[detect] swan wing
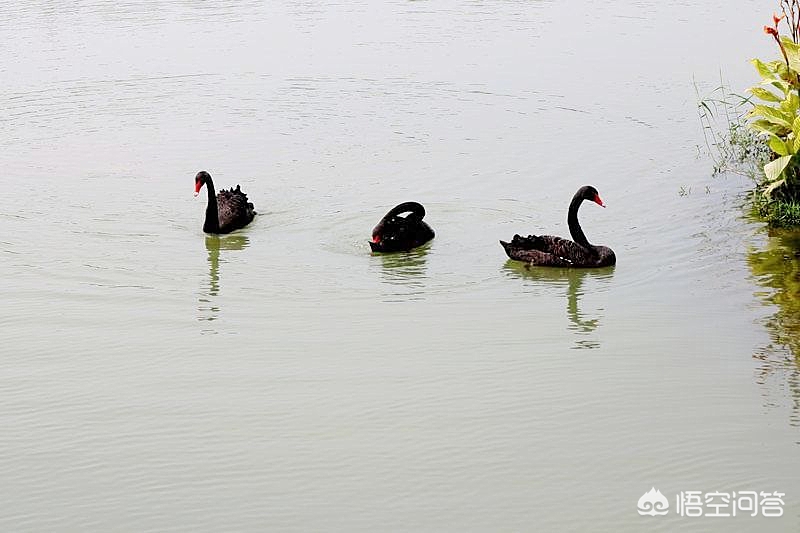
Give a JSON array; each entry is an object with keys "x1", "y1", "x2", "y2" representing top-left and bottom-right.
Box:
[
  {"x1": 512, "y1": 248, "x2": 574, "y2": 266},
  {"x1": 216, "y1": 185, "x2": 256, "y2": 232}
]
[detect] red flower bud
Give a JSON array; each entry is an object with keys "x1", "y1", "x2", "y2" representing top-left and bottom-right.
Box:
[
  {"x1": 774, "y1": 13, "x2": 786, "y2": 27},
  {"x1": 765, "y1": 25, "x2": 779, "y2": 36}
]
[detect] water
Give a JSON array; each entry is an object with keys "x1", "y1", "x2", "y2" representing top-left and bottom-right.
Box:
[{"x1": 1, "y1": 1, "x2": 798, "y2": 531}]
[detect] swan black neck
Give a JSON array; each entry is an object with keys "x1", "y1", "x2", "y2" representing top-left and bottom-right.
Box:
[
  {"x1": 382, "y1": 201, "x2": 425, "y2": 222},
  {"x1": 202, "y1": 175, "x2": 220, "y2": 233},
  {"x1": 567, "y1": 191, "x2": 591, "y2": 248}
]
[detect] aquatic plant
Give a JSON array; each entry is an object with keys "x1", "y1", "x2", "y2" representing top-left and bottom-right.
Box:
[
  {"x1": 696, "y1": 80, "x2": 769, "y2": 179},
  {"x1": 744, "y1": 2, "x2": 800, "y2": 225}
]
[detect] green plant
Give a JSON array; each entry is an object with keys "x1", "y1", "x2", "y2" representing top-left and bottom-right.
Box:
[
  {"x1": 747, "y1": 11, "x2": 800, "y2": 198},
  {"x1": 697, "y1": 2, "x2": 800, "y2": 226},
  {"x1": 697, "y1": 81, "x2": 769, "y2": 177}
]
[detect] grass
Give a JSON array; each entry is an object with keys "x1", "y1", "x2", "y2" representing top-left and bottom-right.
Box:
[
  {"x1": 697, "y1": 82, "x2": 770, "y2": 177},
  {"x1": 754, "y1": 194, "x2": 800, "y2": 227}
]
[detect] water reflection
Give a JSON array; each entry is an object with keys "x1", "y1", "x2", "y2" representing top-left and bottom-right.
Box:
[
  {"x1": 374, "y1": 245, "x2": 430, "y2": 301},
  {"x1": 503, "y1": 261, "x2": 615, "y2": 349},
  {"x1": 747, "y1": 228, "x2": 800, "y2": 428},
  {"x1": 198, "y1": 234, "x2": 249, "y2": 330}
]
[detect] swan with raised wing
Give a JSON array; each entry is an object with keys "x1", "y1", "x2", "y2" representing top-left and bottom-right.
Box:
[{"x1": 193, "y1": 171, "x2": 256, "y2": 234}]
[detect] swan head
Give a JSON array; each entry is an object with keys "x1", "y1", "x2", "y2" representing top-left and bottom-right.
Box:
[
  {"x1": 369, "y1": 216, "x2": 409, "y2": 252},
  {"x1": 579, "y1": 185, "x2": 605, "y2": 208},
  {"x1": 370, "y1": 222, "x2": 390, "y2": 252},
  {"x1": 194, "y1": 171, "x2": 211, "y2": 196}
]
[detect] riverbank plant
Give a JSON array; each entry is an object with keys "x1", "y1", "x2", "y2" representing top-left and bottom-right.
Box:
[
  {"x1": 697, "y1": 81, "x2": 769, "y2": 179},
  {"x1": 745, "y1": 2, "x2": 800, "y2": 226}
]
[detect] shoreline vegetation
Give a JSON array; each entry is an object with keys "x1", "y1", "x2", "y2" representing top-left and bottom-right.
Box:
[
  {"x1": 701, "y1": 1, "x2": 800, "y2": 227},
  {"x1": 699, "y1": 2, "x2": 800, "y2": 373}
]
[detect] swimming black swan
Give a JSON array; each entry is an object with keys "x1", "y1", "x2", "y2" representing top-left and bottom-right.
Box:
[
  {"x1": 193, "y1": 171, "x2": 256, "y2": 234},
  {"x1": 370, "y1": 202, "x2": 435, "y2": 253},
  {"x1": 500, "y1": 185, "x2": 615, "y2": 267}
]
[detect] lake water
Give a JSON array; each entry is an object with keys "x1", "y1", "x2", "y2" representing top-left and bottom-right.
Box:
[{"x1": 1, "y1": 1, "x2": 799, "y2": 531}]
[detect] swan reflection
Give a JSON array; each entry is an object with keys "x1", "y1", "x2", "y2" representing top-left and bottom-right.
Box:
[
  {"x1": 198, "y1": 234, "x2": 249, "y2": 329},
  {"x1": 374, "y1": 245, "x2": 430, "y2": 301},
  {"x1": 503, "y1": 261, "x2": 614, "y2": 349}
]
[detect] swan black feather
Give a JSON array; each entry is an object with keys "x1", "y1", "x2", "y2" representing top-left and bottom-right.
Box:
[
  {"x1": 500, "y1": 185, "x2": 615, "y2": 267},
  {"x1": 370, "y1": 201, "x2": 434, "y2": 253},
  {"x1": 194, "y1": 171, "x2": 256, "y2": 234}
]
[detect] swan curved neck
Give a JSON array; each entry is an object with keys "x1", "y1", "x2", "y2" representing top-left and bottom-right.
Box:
[
  {"x1": 567, "y1": 193, "x2": 590, "y2": 247},
  {"x1": 385, "y1": 202, "x2": 425, "y2": 221},
  {"x1": 203, "y1": 178, "x2": 220, "y2": 233}
]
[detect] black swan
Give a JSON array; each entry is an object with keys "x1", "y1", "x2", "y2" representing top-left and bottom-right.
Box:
[
  {"x1": 370, "y1": 202, "x2": 435, "y2": 253},
  {"x1": 500, "y1": 185, "x2": 615, "y2": 267},
  {"x1": 193, "y1": 171, "x2": 256, "y2": 234}
]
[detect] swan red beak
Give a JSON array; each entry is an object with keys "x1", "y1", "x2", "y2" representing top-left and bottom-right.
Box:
[
  {"x1": 372, "y1": 235, "x2": 381, "y2": 243},
  {"x1": 594, "y1": 194, "x2": 606, "y2": 208},
  {"x1": 194, "y1": 180, "x2": 203, "y2": 196}
]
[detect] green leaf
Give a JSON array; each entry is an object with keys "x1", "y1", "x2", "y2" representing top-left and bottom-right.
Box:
[
  {"x1": 751, "y1": 119, "x2": 789, "y2": 136},
  {"x1": 781, "y1": 36, "x2": 800, "y2": 73},
  {"x1": 750, "y1": 104, "x2": 794, "y2": 128},
  {"x1": 750, "y1": 119, "x2": 789, "y2": 137},
  {"x1": 782, "y1": 92, "x2": 800, "y2": 116},
  {"x1": 752, "y1": 58, "x2": 779, "y2": 79},
  {"x1": 770, "y1": 136, "x2": 790, "y2": 156},
  {"x1": 764, "y1": 155, "x2": 793, "y2": 182},
  {"x1": 749, "y1": 86, "x2": 783, "y2": 102},
  {"x1": 781, "y1": 35, "x2": 800, "y2": 53},
  {"x1": 765, "y1": 177, "x2": 788, "y2": 199},
  {"x1": 768, "y1": 78, "x2": 791, "y2": 95}
]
